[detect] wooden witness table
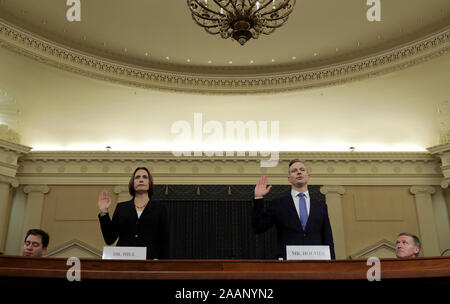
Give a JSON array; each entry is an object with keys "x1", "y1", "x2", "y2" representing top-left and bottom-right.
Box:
[
  {"x1": 0, "y1": 255, "x2": 450, "y2": 280},
  {"x1": 1, "y1": 256, "x2": 449, "y2": 301}
]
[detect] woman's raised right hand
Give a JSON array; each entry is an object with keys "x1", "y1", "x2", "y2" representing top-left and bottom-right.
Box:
[{"x1": 98, "y1": 190, "x2": 111, "y2": 213}]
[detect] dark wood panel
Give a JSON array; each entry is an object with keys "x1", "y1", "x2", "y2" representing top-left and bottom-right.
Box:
[{"x1": 1, "y1": 256, "x2": 449, "y2": 281}]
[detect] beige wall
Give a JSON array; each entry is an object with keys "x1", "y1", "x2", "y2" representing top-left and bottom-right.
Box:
[
  {"x1": 33, "y1": 183, "x2": 449, "y2": 258},
  {"x1": 3, "y1": 149, "x2": 449, "y2": 258},
  {"x1": 40, "y1": 185, "x2": 119, "y2": 255},
  {"x1": 341, "y1": 186, "x2": 420, "y2": 258}
]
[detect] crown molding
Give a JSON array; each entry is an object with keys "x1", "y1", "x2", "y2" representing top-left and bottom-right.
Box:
[
  {"x1": 18, "y1": 150, "x2": 437, "y2": 161},
  {"x1": 0, "y1": 19, "x2": 448, "y2": 94},
  {"x1": 23, "y1": 184, "x2": 50, "y2": 195},
  {"x1": 320, "y1": 185, "x2": 345, "y2": 195},
  {"x1": 428, "y1": 142, "x2": 450, "y2": 155},
  {"x1": 409, "y1": 186, "x2": 436, "y2": 195},
  {"x1": 16, "y1": 151, "x2": 443, "y2": 186},
  {"x1": 0, "y1": 139, "x2": 31, "y2": 154},
  {"x1": 427, "y1": 142, "x2": 450, "y2": 188},
  {"x1": 0, "y1": 140, "x2": 31, "y2": 182},
  {"x1": 0, "y1": 175, "x2": 18, "y2": 187}
]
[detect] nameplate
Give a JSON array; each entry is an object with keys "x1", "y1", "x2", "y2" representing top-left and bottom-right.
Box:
[
  {"x1": 286, "y1": 246, "x2": 331, "y2": 260},
  {"x1": 102, "y1": 246, "x2": 146, "y2": 260}
]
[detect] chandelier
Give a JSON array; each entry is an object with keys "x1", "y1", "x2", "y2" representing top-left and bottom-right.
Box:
[{"x1": 187, "y1": 0, "x2": 296, "y2": 45}]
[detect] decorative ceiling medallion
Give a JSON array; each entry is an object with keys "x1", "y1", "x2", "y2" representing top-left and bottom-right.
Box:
[
  {"x1": 0, "y1": 21, "x2": 449, "y2": 94},
  {"x1": 187, "y1": 0, "x2": 296, "y2": 45}
]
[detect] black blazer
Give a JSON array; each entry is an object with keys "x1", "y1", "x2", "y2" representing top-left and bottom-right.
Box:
[
  {"x1": 253, "y1": 194, "x2": 335, "y2": 259},
  {"x1": 99, "y1": 199, "x2": 170, "y2": 259}
]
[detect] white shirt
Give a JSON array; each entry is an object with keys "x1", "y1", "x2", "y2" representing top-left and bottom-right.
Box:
[
  {"x1": 291, "y1": 189, "x2": 310, "y2": 219},
  {"x1": 137, "y1": 210, "x2": 143, "y2": 218}
]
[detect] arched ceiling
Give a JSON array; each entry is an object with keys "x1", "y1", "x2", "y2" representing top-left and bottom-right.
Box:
[
  {"x1": 0, "y1": 0, "x2": 449, "y2": 92},
  {"x1": 0, "y1": 0, "x2": 449, "y2": 153}
]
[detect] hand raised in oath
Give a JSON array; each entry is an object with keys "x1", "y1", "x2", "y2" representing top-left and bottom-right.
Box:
[
  {"x1": 98, "y1": 189, "x2": 111, "y2": 214},
  {"x1": 254, "y1": 176, "x2": 272, "y2": 198}
]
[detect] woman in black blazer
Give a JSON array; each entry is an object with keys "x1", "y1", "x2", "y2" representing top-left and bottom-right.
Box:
[{"x1": 98, "y1": 167, "x2": 169, "y2": 259}]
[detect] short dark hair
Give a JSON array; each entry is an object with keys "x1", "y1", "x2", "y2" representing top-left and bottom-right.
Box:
[
  {"x1": 288, "y1": 159, "x2": 306, "y2": 174},
  {"x1": 128, "y1": 167, "x2": 154, "y2": 198},
  {"x1": 25, "y1": 229, "x2": 50, "y2": 249},
  {"x1": 398, "y1": 232, "x2": 421, "y2": 256}
]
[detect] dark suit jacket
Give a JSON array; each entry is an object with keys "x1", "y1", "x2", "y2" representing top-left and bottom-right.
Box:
[
  {"x1": 99, "y1": 199, "x2": 170, "y2": 259},
  {"x1": 253, "y1": 194, "x2": 335, "y2": 259}
]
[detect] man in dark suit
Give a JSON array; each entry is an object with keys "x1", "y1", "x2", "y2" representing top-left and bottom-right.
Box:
[
  {"x1": 22, "y1": 229, "x2": 50, "y2": 257},
  {"x1": 253, "y1": 159, "x2": 335, "y2": 259}
]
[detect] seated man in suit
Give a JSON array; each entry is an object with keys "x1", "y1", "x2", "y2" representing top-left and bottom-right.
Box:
[
  {"x1": 395, "y1": 232, "x2": 421, "y2": 258},
  {"x1": 253, "y1": 159, "x2": 335, "y2": 259},
  {"x1": 22, "y1": 229, "x2": 50, "y2": 257}
]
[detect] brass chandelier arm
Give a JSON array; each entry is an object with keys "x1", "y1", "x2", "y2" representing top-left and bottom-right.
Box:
[
  {"x1": 262, "y1": 11, "x2": 293, "y2": 22},
  {"x1": 261, "y1": 28, "x2": 276, "y2": 35},
  {"x1": 260, "y1": 13, "x2": 292, "y2": 22},
  {"x1": 189, "y1": 0, "x2": 223, "y2": 20},
  {"x1": 190, "y1": 9, "x2": 221, "y2": 22},
  {"x1": 191, "y1": 13, "x2": 221, "y2": 24},
  {"x1": 262, "y1": 21, "x2": 289, "y2": 29},
  {"x1": 228, "y1": 0, "x2": 240, "y2": 14},
  {"x1": 212, "y1": 0, "x2": 233, "y2": 16},
  {"x1": 250, "y1": 0, "x2": 273, "y2": 16},
  {"x1": 247, "y1": 0, "x2": 258, "y2": 12},
  {"x1": 259, "y1": 0, "x2": 295, "y2": 17},
  {"x1": 192, "y1": 15, "x2": 220, "y2": 28},
  {"x1": 246, "y1": 0, "x2": 265, "y2": 14},
  {"x1": 205, "y1": 28, "x2": 221, "y2": 35}
]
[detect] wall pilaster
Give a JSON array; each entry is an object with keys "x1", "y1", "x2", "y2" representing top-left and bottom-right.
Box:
[
  {"x1": 114, "y1": 185, "x2": 132, "y2": 203},
  {"x1": 22, "y1": 185, "x2": 50, "y2": 239},
  {"x1": 320, "y1": 185, "x2": 346, "y2": 259},
  {"x1": 0, "y1": 139, "x2": 31, "y2": 253},
  {"x1": 409, "y1": 186, "x2": 440, "y2": 256}
]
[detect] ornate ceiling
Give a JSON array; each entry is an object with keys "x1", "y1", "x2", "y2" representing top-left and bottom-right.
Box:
[
  {"x1": 0, "y1": 0, "x2": 449, "y2": 93},
  {"x1": 0, "y1": 1, "x2": 449, "y2": 153}
]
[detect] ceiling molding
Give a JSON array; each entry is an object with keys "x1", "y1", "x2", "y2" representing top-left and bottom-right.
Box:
[
  {"x1": 0, "y1": 139, "x2": 31, "y2": 154},
  {"x1": 1, "y1": 19, "x2": 449, "y2": 94},
  {"x1": 0, "y1": 139, "x2": 30, "y2": 183},
  {"x1": 427, "y1": 142, "x2": 450, "y2": 188},
  {"x1": 18, "y1": 150, "x2": 438, "y2": 162}
]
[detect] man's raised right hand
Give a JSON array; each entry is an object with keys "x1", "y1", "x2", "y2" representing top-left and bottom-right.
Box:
[{"x1": 254, "y1": 176, "x2": 272, "y2": 198}]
